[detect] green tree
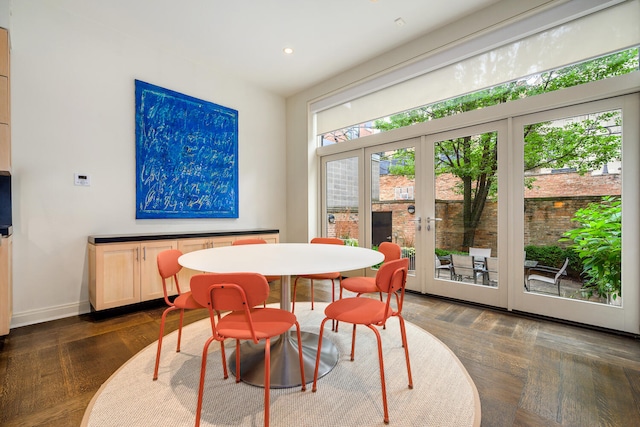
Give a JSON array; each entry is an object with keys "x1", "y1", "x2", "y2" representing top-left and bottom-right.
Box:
[{"x1": 375, "y1": 49, "x2": 636, "y2": 248}]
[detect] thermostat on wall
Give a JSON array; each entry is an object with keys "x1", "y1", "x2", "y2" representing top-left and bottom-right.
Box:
[{"x1": 74, "y1": 173, "x2": 91, "y2": 186}]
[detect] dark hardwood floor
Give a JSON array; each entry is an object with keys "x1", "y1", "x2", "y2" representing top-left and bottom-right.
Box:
[{"x1": 1, "y1": 280, "x2": 639, "y2": 426}]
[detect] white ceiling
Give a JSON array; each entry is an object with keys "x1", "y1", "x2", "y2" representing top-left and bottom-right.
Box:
[{"x1": 50, "y1": 0, "x2": 502, "y2": 97}]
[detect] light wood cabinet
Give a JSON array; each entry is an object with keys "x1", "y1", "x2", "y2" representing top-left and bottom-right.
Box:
[
  {"x1": 0, "y1": 27, "x2": 11, "y2": 336},
  {"x1": 0, "y1": 235, "x2": 12, "y2": 335},
  {"x1": 0, "y1": 27, "x2": 9, "y2": 172},
  {"x1": 177, "y1": 235, "x2": 234, "y2": 291},
  {"x1": 89, "y1": 240, "x2": 177, "y2": 310},
  {"x1": 88, "y1": 230, "x2": 279, "y2": 310},
  {"x1": 174, "y1": 234, "x2": 279, "y2": 290}
]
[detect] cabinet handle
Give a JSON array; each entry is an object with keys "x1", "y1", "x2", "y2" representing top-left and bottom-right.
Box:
[
  {"x1": 136, "y1": 247, "x2": 139, "y2": 261},
  {"x1": 143, "y1": 247, "x2": 146, "y2": 260}
]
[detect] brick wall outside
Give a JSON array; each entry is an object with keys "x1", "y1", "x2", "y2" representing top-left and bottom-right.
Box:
[{"x1": 327, "y1": 171, "x2": 620, "y2": 253}]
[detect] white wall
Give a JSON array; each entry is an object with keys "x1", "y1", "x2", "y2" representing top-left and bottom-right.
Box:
[
  {"x1": 284, "y1": 0, "x2": 556, "y2": 245},
  {"x1": 9, "y1": 2, "x2": 287, "y2": 327}
]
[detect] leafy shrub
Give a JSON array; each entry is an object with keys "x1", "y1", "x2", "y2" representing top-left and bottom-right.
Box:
[
  {"x1": 343, "y1": 238, "x2": 359, "y2": 247},
  {"x1": 561, "y1": 196, "x2": 621, "y2": 299},
  {"x1": 524, "y1": 245, "x2": 582, "y2": 279}
]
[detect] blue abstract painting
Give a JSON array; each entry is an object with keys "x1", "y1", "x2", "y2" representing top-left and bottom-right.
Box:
[{"x1": 135, "y1": 80, "x2": 239, "y2": 219}]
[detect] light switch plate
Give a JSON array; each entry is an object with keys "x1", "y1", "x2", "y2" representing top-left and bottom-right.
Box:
[{"x1": 74, "y1": 173, "x2": 91, "y2": 186}]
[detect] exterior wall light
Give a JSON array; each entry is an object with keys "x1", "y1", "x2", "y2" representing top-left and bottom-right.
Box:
[
  {"x1": 407, "y1": 205, "x2": 415, "y2": 214},
  {"x1": 328, "y1": 214, "x2": 335, "y2": 224}
]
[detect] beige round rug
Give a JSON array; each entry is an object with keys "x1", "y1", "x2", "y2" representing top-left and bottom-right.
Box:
[{"x1": 82, "y1": 302, "x2": 480, "y2": 426}]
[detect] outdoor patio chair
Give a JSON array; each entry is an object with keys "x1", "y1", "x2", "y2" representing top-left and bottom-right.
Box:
[
  {"x1": 484, "y1": 256, "x2": 498, "y2": 286},
  {"x1": 526, "y1": 257, "x2": 569, "y2": 296},
  {"x1": 469, "y1": 247, "x2": 491, "y2": 270},
  {"x1": 435, "y1": 254, "x2": 452, "y2": 279},
  {"x1": 450, "y1": 254, "x2": 478, "y2": 283}
]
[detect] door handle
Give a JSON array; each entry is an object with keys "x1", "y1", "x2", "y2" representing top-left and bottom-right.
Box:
[
  {"x1": 425, "y1": 217, "x2": 442, "y2": 231},
  {"x1": 409, "y1": 217, "x2": 421, "y2": 231}
]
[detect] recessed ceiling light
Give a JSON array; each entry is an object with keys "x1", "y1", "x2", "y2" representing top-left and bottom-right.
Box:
[{"x1": 283, "y1": 47, "x2": 294, "y2": 55}]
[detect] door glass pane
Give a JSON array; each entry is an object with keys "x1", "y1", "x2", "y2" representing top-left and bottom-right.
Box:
[
  {"x1": 326, "y1": 157, "x2": 359, "y2": 246},
  {"x1": 434, "y1": 131, "x2": 498, "y2": 286},
  {"x1": 523, "y1": 110, "x2": 622, "y2": 305},
  {"x1": 371, "y1": 147, "x2": 416, "y2": 273}
]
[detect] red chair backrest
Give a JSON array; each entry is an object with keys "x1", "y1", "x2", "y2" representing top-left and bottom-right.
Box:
[
  {"x1": 378, "y1": 242, "x2": 401, "y2": 263},
  {"x1": 310, "y1": 237, "x2": 344, "y2": 245},
  {"x1": 232, "y1": 238, "x2": 268, "y2": 245},
  {"x1": 190, "y1": 272, "x2": 270, "y2": 311},
  {"x1": 157, "y1": 249, "x2": 183, "y2": 280},
  {"x1": 375, "y1": 258, "x2": 409, "y2": 294}
]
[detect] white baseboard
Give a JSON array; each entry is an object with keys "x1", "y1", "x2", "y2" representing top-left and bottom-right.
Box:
[{"x1": 10, "y1": 301, "x2": 92, "y2": 329}]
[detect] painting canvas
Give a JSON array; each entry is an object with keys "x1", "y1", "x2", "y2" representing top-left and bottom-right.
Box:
[{"x1": 135, "y1": 80, "x2": 239, "y2": 219}]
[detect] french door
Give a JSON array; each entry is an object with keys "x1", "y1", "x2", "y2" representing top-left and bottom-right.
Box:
[
  {"x1": 510, "y1": 95, "x2": 639, "y2": 333},
  {"x1": 365, "y1": 138, "x2": 422, "y2": 291},
  {"x1": 323, "y1": 94, "x2": 639, "y2": 334},
  {"x1": 420, "y1": 121, "x2": 508, "y2": 307}
]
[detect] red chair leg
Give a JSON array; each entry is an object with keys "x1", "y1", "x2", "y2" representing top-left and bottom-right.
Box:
[
  {"x1": 176, "y1": 309, "x2": 184, "y2": 352},
  {"x1": 310, "y1": 279, "x2": 314, "y2": 310},
  {"x1": 312, "y1": 317, "x2": 331, "y2": 392},
  {"x1": 235, "y1": 339, "x2": 241, "y2": 383},
  {"x1": 367, "y1": 325, "x2": 389, "y2": 424},
  {"x1": 294, "y1": 321, "x2": 306, "y2": 390},
  {"x1": 350, "y1": 324, "x2": 357, "y2": 361},
  {"x1": 398, "y1": 316, "x2": 414, "y2": 389},
  {"x1": 264, "y1": 338, "x2": 271, "y2": 427},
  {"x1": 153, "y1": 305, "x2": 177, "y2": 380},
  {"x1": 195, "y1": 336, "x2": 215, "y2": 427},
  {"x1": 292, "y1": 277, "x2": 299, "y2": 313},
  {"x1": 219, "y1": 340, "x2": 228, "y2": 379}
]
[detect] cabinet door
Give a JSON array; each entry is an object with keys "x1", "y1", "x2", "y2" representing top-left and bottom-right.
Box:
[
  {"x1": 212, "y1": 236, "x2": 235, "y2": 247},
  {"x1": 140, "y1": 240, "x2": 178, "y2": 301},
  {"x1": 94, "y1": 243, "x2": 140, "y2": 310},
  {"x1": 177, "y1": 238, "x2": 211, "y2": 292}
]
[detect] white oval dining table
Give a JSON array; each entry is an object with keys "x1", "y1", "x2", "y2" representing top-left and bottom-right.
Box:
[{"x1": 178, "y1": 242, "x2": 384, "y2": 388}]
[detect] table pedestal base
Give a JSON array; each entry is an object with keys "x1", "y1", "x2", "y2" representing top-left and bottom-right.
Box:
[{"x1": 229, "y1": 331, "x2": 338, "y2": 388}]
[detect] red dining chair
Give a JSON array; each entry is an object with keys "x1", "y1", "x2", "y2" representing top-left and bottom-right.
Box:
[
  {"x1": 153, "y1": 249, "x2": 204, "y2": 381},
  {"x1": 292, "y1": 237, "x2": 344, "y2": 312},
  {"x1": 190, "y1": 272, "x2": 306, "y2": 427},
  {"x1": 339, "y1": 241, "x2": 402, "y2": 299},
  {"x1": 232, "y1": 238, "x2": 280, "y2": 308},
  {"x1": 232, "y1": 238, "x2": 281, "y2": 283},
  {"x1": 312, "y1": 258, "x2": 412, "y2": 424}
]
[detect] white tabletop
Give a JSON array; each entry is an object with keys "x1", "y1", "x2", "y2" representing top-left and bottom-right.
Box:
[{"x1": 178, "y1": 242, "x2": 384, "y2": 276}]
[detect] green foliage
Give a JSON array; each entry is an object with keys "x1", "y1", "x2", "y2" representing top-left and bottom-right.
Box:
[
  {"x1": 523, "y1": 111, "x2": 621, "y2": 174},
  {"x1": 372, "y1": 49, "x2": 635, "y2": 247},
  {"x1": 343, "y1": 238, "x2": 359, "y2": 247},
  {"x1": 524, "y1": 245, "x2": 582, "y2": 279},
  {"x1": 401, "y1": 247, "x2": 415, "y2": 257},
  {"x1": 434, "y1": 248, "x2": 467, "y2": 257},
  {"x1": 561, "y1": 196, "x2": 621, "y2": 300}
]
